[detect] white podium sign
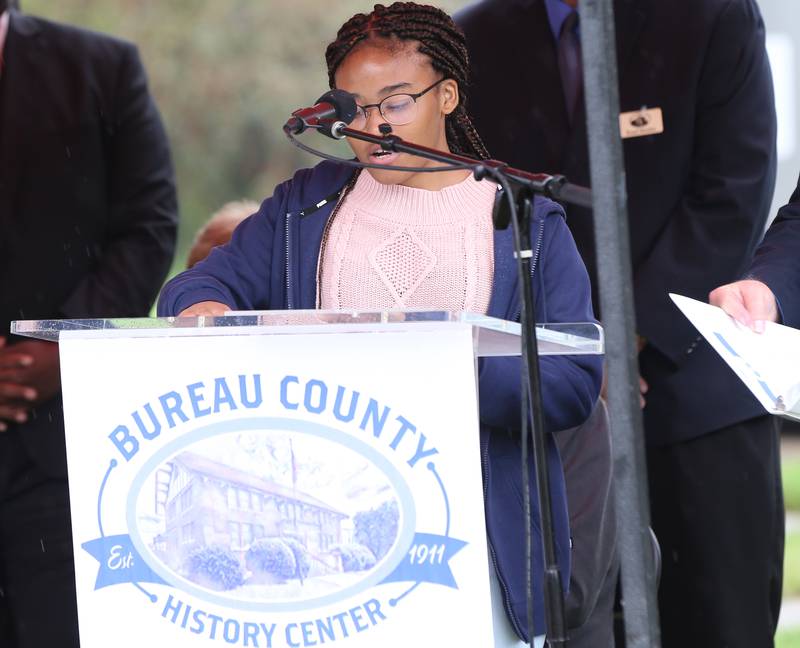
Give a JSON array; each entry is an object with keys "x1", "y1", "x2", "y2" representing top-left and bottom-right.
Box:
[{"x1": 58, "y1": 322, "x2": 494, "y2": 647}]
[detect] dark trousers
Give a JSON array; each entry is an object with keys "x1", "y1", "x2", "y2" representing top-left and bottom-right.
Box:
[
  {"x1": 647, "y1": 416, "x2": 784, "y2": 648},
  {"x1": 0, "y1": 431, "x2": 80, "y2": 648}
]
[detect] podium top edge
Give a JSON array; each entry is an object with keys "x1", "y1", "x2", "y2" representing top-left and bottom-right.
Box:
[
  {"x1": 10, "y1": 310, "x2": 604, "y2": 355},
  {"x1": 12, "y1": 310, "x2": 511, "y2": 332}
]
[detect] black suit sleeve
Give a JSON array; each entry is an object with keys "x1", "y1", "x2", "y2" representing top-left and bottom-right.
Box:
[
  {"x1": 58, "y1": 44, "x2": 178, "y2": 318},
  {"x1": 633, "y1": 0, "x2": 777, "y2": 363},
  {"x1": 747, "y1": 180, "x2": 800, "y2": 328}
]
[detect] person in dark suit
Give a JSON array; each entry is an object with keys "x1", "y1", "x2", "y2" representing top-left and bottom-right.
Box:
[
  {"x1": 456, "y1": 0, "x2": 781, "y2": 646},
  {"x1": 0, "y1": 2, "x2": 178, "y2": 645},
  {"x1": 711, "y1": 176, "x2": 800, "y2": 330}
]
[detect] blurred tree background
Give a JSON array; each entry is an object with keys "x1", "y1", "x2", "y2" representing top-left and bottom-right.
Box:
[{"x1": 24, "y1": 0, "x2": 468, "y2": 273}]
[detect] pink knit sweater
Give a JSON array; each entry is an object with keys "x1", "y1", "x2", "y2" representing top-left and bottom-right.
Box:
[{"x1": 318, "y1": 170, "x2": 496, "y2": 313}]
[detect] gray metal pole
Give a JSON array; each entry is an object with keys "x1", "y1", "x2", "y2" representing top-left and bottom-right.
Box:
[{"x1": 578, "y1": 1, "x2": 662, "y2": 647}]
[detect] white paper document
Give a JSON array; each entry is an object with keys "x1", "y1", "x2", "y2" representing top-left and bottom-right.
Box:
[{"x1": 670, "y1": 293, "x2": 800, "y2": 421}]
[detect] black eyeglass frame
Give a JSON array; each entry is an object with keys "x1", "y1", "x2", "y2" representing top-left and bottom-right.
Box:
[{"x1": 353, "y1": 77, "x2": 448, "y2": 126}]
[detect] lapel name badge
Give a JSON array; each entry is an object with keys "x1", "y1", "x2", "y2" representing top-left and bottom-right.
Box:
[{"x1": 619, "y1": 107, "x2": 664, "y2": 139}]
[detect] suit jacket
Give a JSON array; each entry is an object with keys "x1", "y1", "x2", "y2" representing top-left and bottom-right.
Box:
[
  {"x1": 457, "y1": 0, "x2": 777, "y2": 445},
  {"x1": 749, "y1": 178, "x2": 800, "y2": 329},
  {"x1": 0, "y1": 11, "x2": 178, "y2": 477}
]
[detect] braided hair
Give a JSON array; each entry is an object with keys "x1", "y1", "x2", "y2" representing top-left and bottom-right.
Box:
[{"x1": 325, "y1": 2, "x2": 490, "y2": 160}]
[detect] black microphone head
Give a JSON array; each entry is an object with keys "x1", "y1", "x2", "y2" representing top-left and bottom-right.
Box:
[{"x1": 316, "y1": 89, "x2": 358, "y2": 125}]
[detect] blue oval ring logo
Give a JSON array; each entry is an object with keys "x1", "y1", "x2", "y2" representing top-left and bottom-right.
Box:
[{"x1": 127, "y1": 417, "x2": 416, "y2": 612}]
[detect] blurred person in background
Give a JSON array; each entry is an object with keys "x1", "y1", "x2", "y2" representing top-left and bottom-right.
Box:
[
  {"x1": 0, "y1": 1, "x2": 177, "y2": 645},
  {"x1": 187, "y1": 200, "x2": 259, "y2": 269}
]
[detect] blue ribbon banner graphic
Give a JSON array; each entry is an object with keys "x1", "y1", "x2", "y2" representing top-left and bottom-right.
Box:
[
  {"x1": 82, "y1": 535, "x2": 166, "y2": 590},
  {"x1": 380, "y1": 533, "x2": 467, "y2": 588}
]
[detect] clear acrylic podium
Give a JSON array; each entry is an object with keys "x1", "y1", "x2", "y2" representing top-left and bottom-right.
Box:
[
  {"x1": 12, "y1": 309, "x2": 603, "y2": 355},
  {"x1": 12, "y1": 310, "x2": 602, "y2": 648}
]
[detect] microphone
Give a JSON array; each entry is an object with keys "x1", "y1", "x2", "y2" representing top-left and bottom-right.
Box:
[{"x1": 284, "y1": 90, "x2": 358, "y2": 135}]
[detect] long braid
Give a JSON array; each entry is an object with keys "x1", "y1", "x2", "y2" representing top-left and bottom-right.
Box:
[
  {"x1": 325, "y1": 2, "x2": 490, "y2": 160},
  {"x1": 314, "y1": 168, "x2": 361, "y2": 308}
]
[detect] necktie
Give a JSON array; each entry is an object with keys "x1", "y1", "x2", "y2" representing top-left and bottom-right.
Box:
[{"x1": 557, "y1": 10, "x2": 582, "y2": 122}]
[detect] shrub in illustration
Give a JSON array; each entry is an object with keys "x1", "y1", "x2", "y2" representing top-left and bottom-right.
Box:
[
  {"x1": 333, "y1": 543, "x2": 377, "y2": 572},
  {"x1": 246, "y1": 538, "x2": 297, "y2": 583},
  {"x1": 185, "y1": 545, "x2": 244, "y2": 591},
  {"x1": 354, "y1": 499, "x2": 399, "y2": 561},
  {"x1": 282, "y1": 537, "x2": 311, "y2": 579}
]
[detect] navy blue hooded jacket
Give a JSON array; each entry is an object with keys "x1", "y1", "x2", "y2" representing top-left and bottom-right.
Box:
[{"x1": 158, "y1": 160, "x2": 602, "y2": 640}]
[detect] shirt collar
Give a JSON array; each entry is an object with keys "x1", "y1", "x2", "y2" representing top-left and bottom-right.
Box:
[{"x1": 543, "y1": 0, "x2": 578, "y2": 42}]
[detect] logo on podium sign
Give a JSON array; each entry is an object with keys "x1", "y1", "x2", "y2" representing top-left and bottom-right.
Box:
[{"x1": 75, "y1": 368, "x2": 474, "y2": 647}]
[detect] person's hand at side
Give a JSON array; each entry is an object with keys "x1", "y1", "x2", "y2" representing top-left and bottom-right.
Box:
[
  {"x1": 0, "y1": 338, "x2": 61, "y2": 431},
  {"x1": 178, "y1": 301, "x2": 231, "y2": 317},
  {"x1": 709, "y1": 279, "x2": 778, "y2": 332}
]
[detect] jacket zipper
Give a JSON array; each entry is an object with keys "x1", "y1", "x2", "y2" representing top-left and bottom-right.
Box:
[
  {"x1": 284, "y1": 188, "x2": 345, "y2": 311},
  {"x1": 285, "y1": 213, "x2": 293, "y2": 309},
  {"x1": 482, "y1": 437, "x2": 527, "y2": 640}
]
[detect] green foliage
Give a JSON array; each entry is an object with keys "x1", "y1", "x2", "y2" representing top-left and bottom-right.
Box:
[
  {"x1": 185, "y1": 545, "x2": 244, "y2": 590},
  {"x1": 785, "y1": 531, "x2": 800, "y2": 599},
  {"x1": 784, "y1": 459, "x2": 800, "y2": 512},
  {"x1": 777, "y1": 627, "x2": 800, "y2": 648},
  {"x1": 354, "y1": 499, "x2": 399, "y2": 561},
  {"x1": 246, "y1": 537, "x2": 297, "y2": 581},
  {"x1": 24, "y1": 0, "x2": 467, "y2": 272}
]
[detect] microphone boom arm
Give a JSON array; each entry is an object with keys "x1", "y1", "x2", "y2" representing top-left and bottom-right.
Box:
[{"x1": 321, "y1": 120, "x2": 593, "y2": 208}]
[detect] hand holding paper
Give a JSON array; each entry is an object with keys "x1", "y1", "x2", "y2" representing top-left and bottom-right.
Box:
[
  {"x1": 708, "y1": 279, "x2": 779, "y2": 332},
  {"x1": 670, "y1": 293, "x2": 800, "y2": 421}
]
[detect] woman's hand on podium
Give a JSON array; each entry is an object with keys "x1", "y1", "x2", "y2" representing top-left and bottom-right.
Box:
[
  {"x1": 178, "y1": 301, "x2": 231, "y2": 317},
  {"x1": 0, "y1": 338, "x2": 61, "y2": 431}
]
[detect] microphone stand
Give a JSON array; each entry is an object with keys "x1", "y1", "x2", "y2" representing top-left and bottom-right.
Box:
[{"x1": 316, "y1": 121, "x2": 592, "y2": 647}]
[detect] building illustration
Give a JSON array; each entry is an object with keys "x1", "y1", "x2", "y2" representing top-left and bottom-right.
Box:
[{"x1": 153, "y1": 451, "x2": 349, "y2": 573}]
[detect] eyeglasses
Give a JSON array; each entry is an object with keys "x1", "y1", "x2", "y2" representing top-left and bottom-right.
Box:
[{"x1": 350, "y1": 78, "x2": 447, "y2": 129}]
